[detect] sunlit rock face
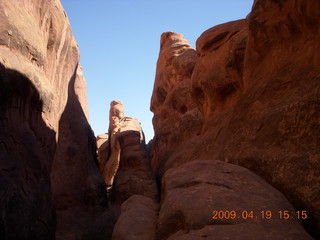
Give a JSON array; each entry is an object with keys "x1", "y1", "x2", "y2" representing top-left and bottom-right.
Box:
[
  {"x1": 156, "y1": 160, "x2": 313, "y2": 240},
  {"x1": 96, "y1": 101, "x2": 159, "y2": 240},
  {"x1": 97, "y1": 100, "x2": 158, "y2": 205},
  {"x1": 0, "y1": 0, "x2": 107, "y2": 239},
  {"x1": 1, "y1": 0, "x2": 319, "y2": 239},
  {"x1": 149, "y1": 0, "x2": 320, "y2": 238},
  {"x1": 97, "y1": 133, "x2": 109, "y2": 173},
  {"x1": 150, "y1": 32, "x2": 202, "y2": 177}
]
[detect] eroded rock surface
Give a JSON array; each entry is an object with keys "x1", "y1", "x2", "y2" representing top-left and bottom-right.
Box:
[
  {"x1": 111, "y1": 160, "x2": 313, "y2": 240},
  {"x1": 112, "y1": 195, "x2": 157, "y2": 240},
  {"x1": 150, "y1": 0, "x2": 319, "y2": 238},
  {"x1": 97, "y1": 101, "x2": 158, "y2": 205},
  {"x1": 103, "y1": 100, "x2": 124, "y2": 187},
  {"x1": 97, "y1": 133, "x2": 109, "y2": 172},
  {"x1": 157, "y1": 160, "x2": 313, "y2": 240},
  {"x1": 1, "y1": 0, "x2": 319, "y2": 239},
  {"x1": 0, "y1": 1, "x2": 108, "y2": 239},
  {"x1": 150, "y1": 32, "x2": 202, "y2": 176}
]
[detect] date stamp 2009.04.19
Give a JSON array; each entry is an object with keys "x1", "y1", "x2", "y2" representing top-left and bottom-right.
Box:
[{"x1": 212, "y1": 210, "x2": 308, "y2": 220}]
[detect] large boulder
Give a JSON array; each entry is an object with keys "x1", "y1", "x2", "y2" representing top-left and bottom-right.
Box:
[
  {"x1": 157, "y1": 160, "x2": 313, "y2": 240},
  {"x1": 112, "y1": 195, "x2": 158, "y2": 240},
  {"x1": 112, "y1": 160, "x2": 313, "y2": 240}
]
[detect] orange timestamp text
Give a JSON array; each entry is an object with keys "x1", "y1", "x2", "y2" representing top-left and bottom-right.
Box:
[{"x1": 212, "y1": 210, "x2": 308, "y2": 220}]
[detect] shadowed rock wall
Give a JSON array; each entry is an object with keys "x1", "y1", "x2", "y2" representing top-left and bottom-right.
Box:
[
  {"x1": 0, "y1": 63, "x2": 56, "y2": 240},
  {"x1": 0, "y1": 1, "x2": 108, "y2": 239}
]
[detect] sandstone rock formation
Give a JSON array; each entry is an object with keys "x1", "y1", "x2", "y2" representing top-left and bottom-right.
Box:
[
  {"x1": 112, "y1": 195, "x2": 157, "y2": 240},
  {"x1": 0, "y1": 61, "x2": 56, "y2": 240},
  {"x1": 158, "y1": 160, "x2": 313, "y2": 240},
  {"x1": 97, "y1": 100, "x2": 158, "y2": 205},
  {"x1": 0, "y1": 1, "x2": 108, "y2": 239},
  {"x1": 150, "y1": 32, "x2": 202, "y2": 176},
  {"x1": 2, "y1": 0, "x2": 319, "y2": 239},
  {"x1": 97, "y1": 133, "x2": 109, "y2": 172},
  {"x1": 104, "y1": 100, "x2": 124, "y2": 187},
  {"x1": 112, "y1": 160, "x2": 313, "y2": 240},
  {"x1": 150, "y1": 0, "x2": 319, "y2": 238}
]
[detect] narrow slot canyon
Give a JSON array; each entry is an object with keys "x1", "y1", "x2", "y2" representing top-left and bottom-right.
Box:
[{"x1": 0, "y1": 0, "x2": 319, "y2": 240}]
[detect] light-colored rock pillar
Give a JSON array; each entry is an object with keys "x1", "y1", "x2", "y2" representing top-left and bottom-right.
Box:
[
  {"x1": 103, "y1": 100, "x2": 124, "y2": 188},
  {"x1": 96, "y1": 133, "x2": 109, "y2": 172}
]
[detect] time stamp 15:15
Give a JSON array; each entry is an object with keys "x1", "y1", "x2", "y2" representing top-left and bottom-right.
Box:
[{"x1": 212, "y1": 210, "x2": 308, "y2": 220}]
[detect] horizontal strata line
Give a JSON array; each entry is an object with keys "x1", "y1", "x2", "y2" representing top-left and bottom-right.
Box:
[{"x1": 171, "y1": 181, "x2": 233, "y2": 190}]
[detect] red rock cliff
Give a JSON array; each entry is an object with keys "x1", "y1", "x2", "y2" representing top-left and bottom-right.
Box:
[
  {"x1": 150, "y1": 32, "x2": 202, "y2": 176},
  {"x1": 150, "y1": 0, "x2": 320, "y2": 238},
  {"x1": 0, "y1": 1, "x2": 109, "y2": 239}
]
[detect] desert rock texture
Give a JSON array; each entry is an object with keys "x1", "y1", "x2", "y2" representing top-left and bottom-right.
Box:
[
  {"x1": 96, "y1": 100, "x2": 158, "y2": 205},
  {"x1": 157, "y1": 160, "x2": 312, "y2": 240},
  {"x1": 150, "y1": 0, "x2": 320, "y2": 239},
  {"x1": 0, "y1": 1, "x2": 110, "y2": 239},
  {"x1": 150, "y1": 32, "x2": 202, "y2": 178},
  {"x1": 1, "y1": 0, "x2": 319, "y2": 239}
]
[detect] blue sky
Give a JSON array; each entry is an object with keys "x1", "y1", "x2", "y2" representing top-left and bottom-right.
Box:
[{"x1": 60, "y1": 0, "x2": 253, "y2": 142}]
